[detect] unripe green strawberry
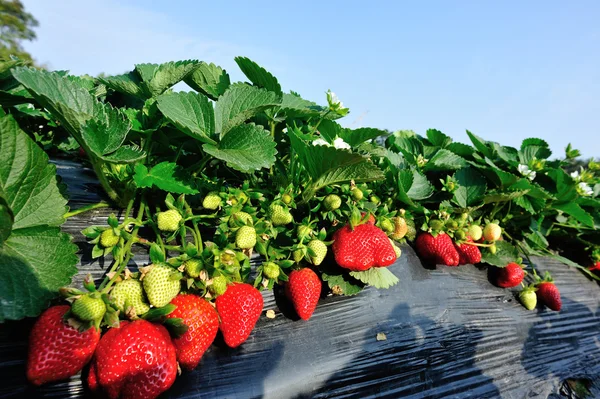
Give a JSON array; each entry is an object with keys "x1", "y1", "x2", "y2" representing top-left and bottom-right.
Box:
[
  {"x1": 282, "y1": 193, "x2": 293, "y2": 205},
  {"x1": 228, "y1": 211, "x2": 252, "y2": 227},
  {"x1": 370, "y1": 195, "x2": 380, "y2": 205},
  {"x1": 390, "y1": 216, "x2": 408, "y2": 240},
  {"x1": 297, "y1": 225, "x2": 313, "y2": 239},
  {"x1": 380, "y1": 219, "x2": 394, "y2": 233},
  {"x1": 459, "y1": 213, "x2": 469, "y2": 222},
  {"x1": 72, "y1": 295, "x2": 106, "y2": 322},
  {"x1": 202, "y1": 192, "x2": 222, "y2": 210},
  {"x1": 519, "y1": 288, "x2": 537, "y2": 310},
  {"x1": 293, "y1": 249, "x2": 304, "y2": 263},
  {"x1": 446, "y1": 219, "x2": 459, "y2": 230},
  {"x1": 184, "y1": 258, "x2": 203, "y2": 278},
  {"x1": 455, "y1": 230, "x2": 466, "y2": 241},
  {"x1": 323, "y1": 194, "x2": 342, "y2": 211},
  {"x1": 263, "y1": 262, "x2": 280, "y2": 279},
  {"x1": 111, "y1": 279, "x2": 150, "y2": 316},
  {"x1": 489, "y1": 243, "x2": 497, "y2": 255},
  {"x1": 351, "y1": 188, "x2": 364, "y2": 201},
  {"x1": 429, "y1": 219, "x2": 444, "y2": 231},
  {"x1": 157, "y1": 210, "x2": 182, "y2": 232},
  {"x1": 143, "y1": 265, "x2": 181, "y2": 308},
  {"x1": 235, "y1": 226, "x2": 256, "y2": 249},
  {"x1": 483, "y1": 223, "x2": 502, "y2": 241},
  {"x1": 100, "y1": 229, "x2": 120, "y2": 248},
  {"x1": 468, "y1": 225, "x2": 483, "y2": 241},
  {"x1": 210, "y1": 275, "x2": 228, "y2": 296},
  {"x1": 269, "y1": 204, "x2": 293, "y2": 226},
  {"x1": 307, "y1": 240, "x2": 327, "y2": 266},
  {"x1": 238, "y1": 192, "x2": 249, "y2": 204}
]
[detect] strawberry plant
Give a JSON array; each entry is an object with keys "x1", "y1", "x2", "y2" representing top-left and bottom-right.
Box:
[{"x1": 0, "y1": 53, "x2": 599, "y2": 397}]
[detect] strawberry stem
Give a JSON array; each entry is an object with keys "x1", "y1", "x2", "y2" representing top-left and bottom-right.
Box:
[{"x1": 64, "y1": 201, "x2": 110, "y2": 218}]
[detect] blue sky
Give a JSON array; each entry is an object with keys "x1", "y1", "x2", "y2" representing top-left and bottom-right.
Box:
[{"x1": 22, "y1": 0, "x2": 600, "y2": 158}]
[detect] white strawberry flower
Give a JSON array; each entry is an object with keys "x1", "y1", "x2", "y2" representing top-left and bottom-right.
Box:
[
  {"x1": 312, "y1": 138, "x2": 329, "y2": 146},
  {"x1": 333, "y1": 137, "x2": 351, "y2": 150},
  {"x1": 577, "y1": 182, "x2": 593, "y2": 196},
  {"x1": 518, "y1": 164, "x2": 536, "y2": 181},
  {"x1": 570, "y1": 170, "x2": 581, "y2": 181}
]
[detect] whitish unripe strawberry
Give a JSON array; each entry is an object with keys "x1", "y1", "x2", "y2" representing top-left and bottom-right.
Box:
[
  {"x1": 293, "y1": 249, "x2": 304, "y2": 263},
  {"x1": 143, "y1": 265, "x2": 181, "y2": 308},
  {"x1": 202, "y1": 192, "x2": 222, "y2": 210},
  {"x1": 483, "y1": 223, "x2": 502, "y2": 241},
  {"x1": 263, "y1": 262, "x2": 280, "y2": 279},
  {"x1": 307, "y1": 240, "x2": 327, "y2": 266},
  {"x1": 389, "y1": 239, "x2": 402, "y2": 258},
  {"x1": 228, "y1": 211, "x2": 252, "y2": 227},
  {"x1": 210, "y1": 275, "x2": 228, "y2": 296},
  {"x1": 236, "y1": 226, "x2": 257, "y2": 249},
  {"x1": 269, "y1": 204, "x2": 293, "y2": 226},
  {"x1": 390, "y1": 216, "x2": 408, "y2": 240},
  {"x1": 468, "y1": 225, "x2": 483, "y2": 241},
  {"x1": 351, "y1": 188, "x2": 364, "y2": 201},
  {"x1": 72, "y1": 295, "x2": 106, "y2": 322},
  {"x1": 184, "y1": 258, "x2": 203, "y2": 278},
  {"x1": 157, "y1": 210, "x2": 182, "y2": 232},
  {"x1": 405, "y1": 219, "x2": 417, "y2": 241},
  {"x1": 110, "y1": 279, "x2": 150, "y2": 316},
  {"x1": 323, "y1": 194, "x2": 342, "y2": 211},
  {"x1": 519, "y1": 288, "x2": 537, "y2": 310},
  {"x1": 100, "y1": 229, "x2": 120, "y2": 248}
]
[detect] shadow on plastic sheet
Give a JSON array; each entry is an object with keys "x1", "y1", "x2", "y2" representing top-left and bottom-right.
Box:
[
  {"x1": 294, "y1": 303, "x2": 501, "y2": 399},
  {"x1": 520, "y1": 297, "x2": 600, "y2": 398}
]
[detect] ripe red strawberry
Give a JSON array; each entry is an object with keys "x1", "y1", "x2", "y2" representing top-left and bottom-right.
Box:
[
  {"x1": 215, "y1": 283, "x2": 263, "y2": 348},
  {"x1": 537, "y1": 282, "x2": 562, "y2": 311},
  {"x1": 332, "y1": 223, "x2": 396, "y2": 271},
  {"x1": 454, "y1": 238, "x2": 482, "y2": 265},
  {"x1": 167, "y1": 294, "x2": 219, "y2": 370},
  {"x1": 495, "y1": 263, "x2": 525, "y2": 288},
  {"x1": 88, "y1": 319, "x2": 177, "y2": 399},
  {"x1": 27, "y1": 305, "x2": 100, "y2": 386},
  {"x1": 589, "y1": 261, "x2": 600, "y2": 271},
  {"x1": 415, "y1": 232, "x2": 460, "y2": 267},
  {"x1": 286, "y1": 268, "x2": 321, "y2": 320}
]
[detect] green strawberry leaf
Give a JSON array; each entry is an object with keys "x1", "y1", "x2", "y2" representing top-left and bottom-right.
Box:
[
  {"x1": 214, "y1": 84, "x2": 281, "y2": 136},
  {"x1": 483, "y1": 190, "x2": 529, "y2": 204},
  {"x1": 349, "y1": 267, "x2": 399, "y2": 289},
  {"x1": 136, "y1": 60, "x2": 200, "y2": 98},
  {"x1": 98, "y1": 71, "x2": 145, "y2": 98},
  {"x1": 0, "y1": 115, "x2": 78, "y2": 321},
  {"x1": 553, "y1": 202, "x2": 594, "y2": 228},
  {"x1": 134, "y1": 162, "x2": 199, "y2": 194},
  {"x1": 423, "y1": 149, "x2": 467, "y2": 172},
  {"x1": 203, "y1": 123, "x2": 277, "y2": 173},
  {"x1": 279, "y1": 92, "x2": 326, "y2": 119},
  {"x1": 289, "y1": 128, "x2": 384, "y2": 192},
  {"x1": 339, "y1": 127, "x2": 388, "y2": 148},
  {"x1": 80, "y1": 103, "x2": 132, "y2": 156},
  {"x1": 479, "y1": 241, "x2": 520, "y2": 267},
  {"x1": 321, "y1": 272, "x2": 363, "y2": 296},
  {"x1": 452, "y1": 167, "x2": 487, "y2": 207},
  {"x1": 396, "y1": 169, "x2": 434, "y2": 207},
  {"x1": 466, "y1": 130, "x2": 494, "y2": 159},
  {"x1": 184, "y1": 62, "x2": 231, "y2": 100},
  {"x1": 157, "y1": 91, "x2": 216, "y2": 145},
  {"x1": 0, "y1": 196, "x2": 14, "y2": 246},
  {"x1": 426, "y1": 128, "x2": 453, "y2": 147},
  {"x1": 234, "y1": 56, "x2": 282, "y2": 95}
]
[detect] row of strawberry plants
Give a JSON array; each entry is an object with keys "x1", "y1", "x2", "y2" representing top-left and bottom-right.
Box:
[{"x1": 0, "y1": 56, "x2": 598, "y2": 398}]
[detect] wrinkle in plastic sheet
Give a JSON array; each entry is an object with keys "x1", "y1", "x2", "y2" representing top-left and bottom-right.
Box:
[{"x1": 1, "y1": 160, "x2": 600, "y2": 398}]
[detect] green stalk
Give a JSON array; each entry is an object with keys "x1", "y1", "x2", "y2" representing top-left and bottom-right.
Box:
[
  {"x1": 100, "y1": 201, "x2": 146, "y2": 292},
  {"x1": 64, "y1": 201, "x2": 110, "y2": 218}
]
